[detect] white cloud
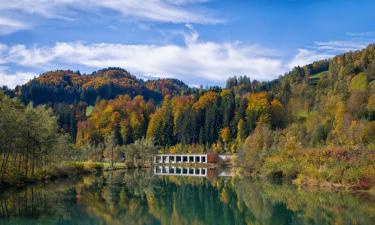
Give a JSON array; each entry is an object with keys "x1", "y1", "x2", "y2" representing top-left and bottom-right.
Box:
[
  {"x1": 0, "y1": 0, "x2": 220, "y2": 29},
  {"x1": 0, "y1": 69, "x2": 36, "y2": 88},
  {"x1": 314, "y1": 40, "x2": 368, "y2": 52},
  {"x1": 288, "y1": 39, "x2": 372, "y2": 69},
  {"x1": 0, "y1": 16, "x2": 28, "y2": 35},
  {"x1": 0, "y1": 30, "x2": 285, "y2": 87},
  {"x1": 288, "y1": 48, "x2": 333, "y2": 69}
]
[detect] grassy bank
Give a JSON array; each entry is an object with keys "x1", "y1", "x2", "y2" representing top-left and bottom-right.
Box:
[
  {"x1": 0, "y1": 161, "x2": 151, "y2": 189},
  {"x1": 237, "y1": 145, "x2": 375, "y2": 191}
]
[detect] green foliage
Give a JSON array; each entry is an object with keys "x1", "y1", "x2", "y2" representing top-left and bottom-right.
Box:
[
  {"x1": 309, "y1": 71, "x2": 327, "y2": 85},
  {"x1": 350, "y1": 72, "x2": 368, "y2": 91},
  {"x1": 237, "y1": 125, "x2": 273, "y2": 174},
  {"x1": 85, "y1": 105, "x2": 94, "y2": 117},
  {"x1": 0, "y1": 94, "x2": 75, "y2": 183},
  {"x1": 309, "y1": 71, "x2": 326, "y2": 79},
  {"x1": 124, "y1": 138, "x2": 157, "y2": 164}
]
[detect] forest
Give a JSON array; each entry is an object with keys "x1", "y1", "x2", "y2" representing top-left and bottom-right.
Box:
[{"x1": 1, "y1": 44, "x2": 375, "y2": 189}]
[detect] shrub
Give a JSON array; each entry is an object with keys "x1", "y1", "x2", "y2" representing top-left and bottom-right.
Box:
[
  {"x1": 237, "y1": 125, "x2": 273, "y2": 173},
  {"x1": 350, "y1": 72, "x2": 368, "y2": 91},
  {"x1": 262, "y1": 155, "x2": 301, "y2": 180},
  {"x1": 83, "y1": 161, "x2": 103, "y2": 171},
  {"x1": 125, "y1": 161, "x2": 135, "y2": 168}
]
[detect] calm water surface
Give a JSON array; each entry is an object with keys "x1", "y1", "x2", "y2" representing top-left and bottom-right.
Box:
[{"x1": 0, "y1": 168, "x2": 374, "y2": 225}]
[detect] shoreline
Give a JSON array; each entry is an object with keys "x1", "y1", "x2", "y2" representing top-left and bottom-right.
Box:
[
  {"x1": 2, "y1": 162, "x2": 373, "y2": 193},
  {"x1": 236, "y1": 171, "x2": 375, "y2": 193},
  {"x1": 0, "y1": 161, "x2": 151, "y2": 190}
]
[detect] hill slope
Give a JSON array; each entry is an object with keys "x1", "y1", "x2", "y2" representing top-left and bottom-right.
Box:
[{"x1": 16, "y1": 67, "x2": 189, "y2": 105}]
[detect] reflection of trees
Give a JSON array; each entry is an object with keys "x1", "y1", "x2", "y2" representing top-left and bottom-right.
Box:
[
  {"x1": 0, "y1": 177, "x2": 91, "y2": 224},
  {"x1": 234, "y1": 178, "x2": 285, "y2": 225},
  {"x1": 1, "y1": 171, "x2": 374, "y2": 225},
  {"x1": 75, "y1": 170, "x2": 160, "y2": 225},
  {"x1": 77, "y1": 171, "x2": 249, "y2": 225},
  {"x1": 234, "y1": 179, "x2": 375, "y2": 225},
  {"x1": 144, "y1": 176, "x2": 247, "y2": 225}
]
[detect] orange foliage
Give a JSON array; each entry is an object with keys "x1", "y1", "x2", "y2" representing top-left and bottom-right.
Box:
[
  {"x1": 77, "y1": 94, "x2": 154, "y2": 145},
  {"x1": 145, "y1": 78, "x2": 188, "y2": 96},
  {"x1": 34, "y1": 70, "x2": 83, "y2": 86},
  {"x1": 193, "y1": 91, "x2": 219, "y2": 110}
]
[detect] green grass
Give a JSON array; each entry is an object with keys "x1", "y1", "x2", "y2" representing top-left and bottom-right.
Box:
[
  {"x1": 97, "y1": 162, "x2": 127, "y2": 169},
  {"x1": 297, "y1": 110, "x2": 309, "y2": 119},
  {"x1": 310, "y1": 71, "x2": 327, "y2": 80},
  {"x1": 309, "y1": 71, "x2": 327, "y2": 85},
  {"x1": 64, "y1": 162, "x2": 131, "y2": 170},
  {"x1": 85, "y1": 106, "x2": 94, "y2": 117},
  {"x1": 350, "y1": 72, "x2": 368, "y2": 91}
]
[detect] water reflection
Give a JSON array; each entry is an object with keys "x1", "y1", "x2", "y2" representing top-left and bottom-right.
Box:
[
  {"x1": 0, "y1": 170, "x2": 374, "y2": 225},
  {"x1": 153, "y1": 165, "x2": 233, "y2": 179}
]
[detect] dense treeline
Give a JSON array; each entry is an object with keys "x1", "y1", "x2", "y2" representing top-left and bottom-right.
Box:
[
  {"x1": 17, "y1": 68, "x2": 189, "y2": 106},
  {"x1": 14, "y1": 67, "x2": 189, "y2": 140},
  {"x1": 74, "y1": 43, "x2": 375, "y2": 153},
  {"x1": 75, "y1": 84, "x2": 284, "y2": 153}
]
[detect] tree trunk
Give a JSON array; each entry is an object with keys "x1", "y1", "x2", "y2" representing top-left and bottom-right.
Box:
[
  {"x1": 25, "y1": 133, "x2": 29, "y2": 177},
  {"x1": 110, "y1": 147, "x2": 114, "y2": 168},
  {"x1": 31, "y1": 146, "x2": 35, "y2": 177},
  {"x1": 0, "y1": 145, "x2": 11, "y2": 176}
]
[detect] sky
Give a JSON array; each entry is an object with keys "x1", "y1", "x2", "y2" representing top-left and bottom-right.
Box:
[{"x1": 0, "y1": 0, "x2": 375, "y2": 88}]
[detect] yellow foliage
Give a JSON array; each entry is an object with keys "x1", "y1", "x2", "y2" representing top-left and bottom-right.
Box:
[
  {"x1": 246, "y1": 92, "x2": 270, "y2": 113},
  {"x1": 193, "y1": 91, "x2": 219, "y2": 110},
  {"x1": 220, "y1": 127, "x2": 231, "y2": 144},
  {"x1": 78, "y1": 94, "x2": 154, "y2": 144},
  {"x1": 246, "y1": 92, "x2": 271, "y2": 124},
  {"x1": 333, "y1": 101, "x2": 347, "y2": 144}
]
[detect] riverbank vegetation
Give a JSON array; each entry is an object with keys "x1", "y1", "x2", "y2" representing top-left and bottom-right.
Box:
[
  {"x1": 1, "y1": 44, "x2": 375, "y2": 189},
  {"x1": 0, "y1": 92, "x2": 76, "y2": 186},
  {"x1": 237, "y1": 125, "x2": 375, "y2": 190},
  {"x1": 0, "y1": 93, "x2": 153, "y2": 187}
]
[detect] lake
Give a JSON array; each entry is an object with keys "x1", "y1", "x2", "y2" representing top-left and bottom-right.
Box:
[{"x1": 0, "y1": 168, "x2": 374, "y2": 225}]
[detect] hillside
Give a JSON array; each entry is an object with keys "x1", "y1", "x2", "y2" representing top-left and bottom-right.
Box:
[
  {"x1": 3, "y1": 44, "x2": 375, "y2": 147},
  {"x1": 15, "y1": 67, "x2": 190, "y2": 105}
]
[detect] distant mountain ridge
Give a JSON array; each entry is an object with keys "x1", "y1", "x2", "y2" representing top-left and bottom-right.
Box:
[{"x1": 15, "y1": 67, "x2": 189, "y2": 105}]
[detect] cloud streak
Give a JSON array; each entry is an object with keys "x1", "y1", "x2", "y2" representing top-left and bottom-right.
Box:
[
  {"x1": 288, "y1": 38, "x2": 373, "y2": 69},
  {"x1": 0, "y1": 16, "x2": 29, "y2": 35},
  {"x1": 314, "y1": 40, "x2": 368, "y2": 52},
  {"x1": 0, "y1": 0, "x2": 220, "y2": 35}
]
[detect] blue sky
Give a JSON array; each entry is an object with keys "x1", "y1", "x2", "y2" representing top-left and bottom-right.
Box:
[{"x1": 0, "y1": 0, "x2": 375, "y2": 87}]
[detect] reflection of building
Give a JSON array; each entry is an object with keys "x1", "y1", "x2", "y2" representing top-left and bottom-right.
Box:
[
  {"x1": 153, "y1": 153, "x2": 232, "y2": 164},
  {"x1": 153, "y1": 165, "x2": 233, "y2": 179},
  {"x1": 154, "y1": 166, "x2": 207, "y2": 177}
]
